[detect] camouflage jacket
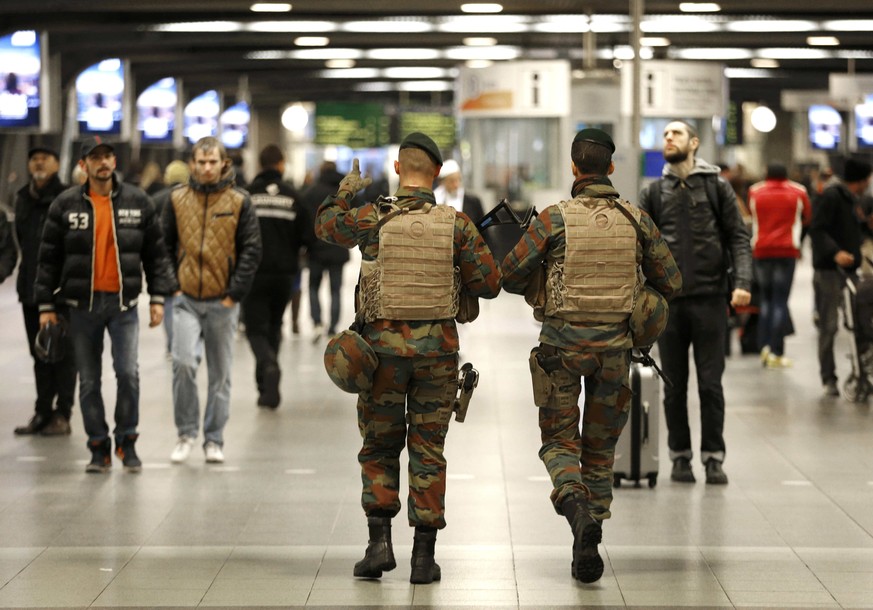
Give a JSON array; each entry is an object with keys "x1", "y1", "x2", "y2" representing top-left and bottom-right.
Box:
[
  {"x1": 315, "y1": 185, "x2": 502, "y2": 357},
  {"x1": 501, "y1": 177, "x2": 682, "y2": 351}
]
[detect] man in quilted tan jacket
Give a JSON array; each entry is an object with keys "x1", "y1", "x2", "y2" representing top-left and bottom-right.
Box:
[{"x1": 162, "y1": 136, "x2": 262, "y2": 465}]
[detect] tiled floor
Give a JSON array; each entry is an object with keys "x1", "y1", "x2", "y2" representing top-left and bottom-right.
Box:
[{"x1": 1, "y1": 249, "x2": 872, "y2": 608}]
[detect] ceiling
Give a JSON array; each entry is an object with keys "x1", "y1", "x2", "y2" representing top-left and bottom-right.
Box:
[{"x1": 3, "y1": 1, "x2": 873, "y2": 110}]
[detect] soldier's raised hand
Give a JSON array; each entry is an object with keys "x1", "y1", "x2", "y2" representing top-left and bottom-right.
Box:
[{"x1": 338, "y1": 158, "x2": 372, "y2": 196}]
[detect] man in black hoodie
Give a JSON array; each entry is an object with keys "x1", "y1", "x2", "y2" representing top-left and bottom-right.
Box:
[
  {"x1": 242, "y1": 145, "x2": 306, "y2": 408},
  {"x1": 810, "y1": 158, "x2": 873, "y2": 397},
  {"x1": 300, "y1": 161, "x2": 354, "y2": 340},
  {"x1": 12, "y1": 146, "x2": 76, "y2": 436}
]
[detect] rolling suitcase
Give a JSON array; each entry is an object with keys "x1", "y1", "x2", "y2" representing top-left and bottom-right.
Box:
[{"x1": 613, "y1": 361, "x2": 660, "y2": 488}]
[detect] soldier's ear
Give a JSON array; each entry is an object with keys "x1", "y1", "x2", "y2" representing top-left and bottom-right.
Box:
[{"x1": 607, "y1": 161, "x2": 615, "y2": 176}]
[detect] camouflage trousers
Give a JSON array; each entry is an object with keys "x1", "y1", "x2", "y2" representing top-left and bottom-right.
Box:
[
  {"x1": 356, "y1": 353, "x2": 458, "y2": 529},
  {"x1": 535, "y1": 345, "x2": 632, "y2": 521}
]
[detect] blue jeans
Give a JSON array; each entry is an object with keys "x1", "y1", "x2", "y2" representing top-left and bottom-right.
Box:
[
  {"x1": 755, "y1": 258, "x2": 796, "y2": 356},
  {"x1": 308, "y1": 260, "x2": 343, "y2": 333},
  {"x1": 69, "y1": 293, "x2": 139, "y2": 444},
  {"x1": 172, "y1": 295, "x2": 238, "y2": 447}
]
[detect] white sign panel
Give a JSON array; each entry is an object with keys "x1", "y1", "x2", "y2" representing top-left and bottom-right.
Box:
[
  {"x1": 829, "y1": 74, "x2": 873, "y2": 109},
  {"x1": 457, "y1": 60, "x2": 569, "y2": 118},
  {"x1": 621, "y1": 60, "x2": 725, "y2": 118}
]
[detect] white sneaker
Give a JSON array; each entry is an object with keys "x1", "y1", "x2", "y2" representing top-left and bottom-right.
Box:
[
  {"x1": 760, "y1": 346, "x2": 771, "y2": 366},
  {"x1": 204, "y1": 441, "x2": 224, "y2": 463},
  {"x1": 766, "y1": 354, "x2": 794, "y2": 369},
  {"x1": 312, "y1": 324, "x2": 324, "y2": 344},
  {"x1": 170, "y1": 436, "x2": 195, "y2": 463}
]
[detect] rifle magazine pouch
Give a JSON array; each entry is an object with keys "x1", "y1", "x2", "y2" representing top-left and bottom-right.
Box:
[
  {"x1": 549, "y1": 367, "x2": 581, "y2": 410},
  {"x1": 456, "y1": 291, "x2": 480, "y2": 323},
  {"x1": 529, "y1": 347, "x2": 552, "y2": 407}
]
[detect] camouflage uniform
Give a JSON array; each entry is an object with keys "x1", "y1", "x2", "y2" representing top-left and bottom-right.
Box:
[
  {"x1": 502, "y1": 178, "x2": 681, "y2": 521},
  {"x1": 315, "y1": 186, "x2": 502, "y2": 528}
]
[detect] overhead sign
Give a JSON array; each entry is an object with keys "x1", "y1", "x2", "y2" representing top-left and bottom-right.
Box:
[
  {"x1": 315, "y1": 102, "x2": 389, "y2": 148},
  {"x1": 0, "y1": 30, "x2": 41, "y2": 129},
  {"x1": 621, "y1": 60, "x2": 726, "y2": 118},
  {"x1": 457, "y1": 60, "x2": 570, "y2": 118},
  {"x1": 398, "y1": 111, "x2": 455, "y2": 150}
]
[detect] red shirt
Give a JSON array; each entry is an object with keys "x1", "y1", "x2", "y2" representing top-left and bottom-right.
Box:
[{"x1": 749, "y1": 178, "x2": 812, "y2": 259}]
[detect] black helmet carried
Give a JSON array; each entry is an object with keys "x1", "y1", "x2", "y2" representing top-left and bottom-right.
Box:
[{"x1": 34, "y1": 321, "x2": 67, "y2": 364}]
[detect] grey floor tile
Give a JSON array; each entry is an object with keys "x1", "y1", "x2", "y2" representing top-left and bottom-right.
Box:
[{"x1": 0, "y1": 252, "x2": 871, "y2": 608}]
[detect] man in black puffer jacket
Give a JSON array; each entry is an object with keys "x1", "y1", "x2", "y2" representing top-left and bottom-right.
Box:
[
  {"x1": 35, "y1": 137, "x2": 177, "y2": 474},
  {"x1": 13, "y1": 146, "x2": 77, "y2": 437},
  {"x1": 242, "y1": 144, "x2": 308, "y2": 408}
]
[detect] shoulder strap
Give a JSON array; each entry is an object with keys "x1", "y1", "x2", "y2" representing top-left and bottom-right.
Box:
[
  {"x1": 648, "y1": 180, "x2": 662, "y2": 226},
  {"x1": 612, "y1": 200, "x2": 645, "y2": 245},
  {"x1": 703, "y1": 175, "x2": 728, "y2": 247},
  {"x1": 374, "y1": 198, "x2": 430, "y2": 231}
]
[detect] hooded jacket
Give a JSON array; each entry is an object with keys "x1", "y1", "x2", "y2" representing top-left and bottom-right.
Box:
[
  {"x1": 638, "y1": 158, "x2": 752, "y2": 298},
  {"x1": 34, "y1": 175, "x2": 177, "y2": 312},
  {"x1": 809, "y1": 180, "x2": 862, "y2": 272},
  {"x1": 163, "y1": 166, "x2": 262, "y2": 302}
]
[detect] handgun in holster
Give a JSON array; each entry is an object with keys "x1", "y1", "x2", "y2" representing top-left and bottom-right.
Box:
[{"x1": 452, "y1": 362, "x2": 479, "y2": 423}]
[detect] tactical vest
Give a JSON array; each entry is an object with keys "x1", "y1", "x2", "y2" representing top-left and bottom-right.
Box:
[
  {"x1": 544, "y1": 196, "x2": 640, "y2": 323},
  {"x1": 358, "y1": 202, "x2": 459, "y2": 322}
]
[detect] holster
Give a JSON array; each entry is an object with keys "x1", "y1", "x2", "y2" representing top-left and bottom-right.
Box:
[
  {"x1": 452, "y1": 362, "x2": 479, "y2": 422},
  {"x1": 529, "y1": 345, "x2": 581, "y2": 409}
]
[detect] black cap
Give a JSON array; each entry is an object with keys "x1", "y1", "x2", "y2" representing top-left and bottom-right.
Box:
[
  {"x1": 844, "y1": 158, "x2": 872, "y2": 183},
  {"x1": 573, "y1": 128, "x2": 615, "y2": 154},
  {"x1": 28, "y1": 146, "x2": 59, "y2": 160},
  {"x1": 399, "y1": 132, "x2": 443, "y2": 166},
  {"x1": 80, "y1": 136, "x2": 114, "y2": 159}
]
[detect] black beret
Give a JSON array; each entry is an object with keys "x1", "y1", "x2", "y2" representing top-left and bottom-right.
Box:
[
  {"x1": 399, "y1": 132, "x2": 443, "y2": 166},
  {"x1": 573, "y1": 128, "x2": 615, "y2": 154},
  {"x1": 28, "y1": 146, "x2": 59, "y2": 160},
  {"x1": 80, "y1": 136, "x2": 114, "y2": 159}
]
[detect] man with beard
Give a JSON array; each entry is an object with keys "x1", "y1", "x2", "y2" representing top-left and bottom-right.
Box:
[
  {"x1": 13, "y1": 146, "x2": 77, "y2": 436},
  {"x1": 638, "y1": 120, "x2": 752, "y2": 485},
  {"x1": 35, "y1": 137, "x2": 177, "y2": 472}
]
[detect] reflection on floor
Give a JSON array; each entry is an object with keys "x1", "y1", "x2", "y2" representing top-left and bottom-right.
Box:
[{"x1": 0, "y1": 252, "x2": 871, "y2": 609}]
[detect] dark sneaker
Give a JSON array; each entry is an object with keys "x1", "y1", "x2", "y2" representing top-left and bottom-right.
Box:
[
  {"x1": 40, "y1": 412, "x2": 72, "y2": 436},
  {"x1": 86, "y1": 439, "x2": 112, "y2": 474},
  {"x1": 14, "y1": 413, "x2": 50, "y2": 436},
  {"x1": 671, "y1": 457, "x2": 696, "y2": 483},
  {"x1": 115, "y1": 434, "x2": 142, "y2": 473},
  {"x1": 705, "y1": 459, "x2": 728, "y2": 485}
]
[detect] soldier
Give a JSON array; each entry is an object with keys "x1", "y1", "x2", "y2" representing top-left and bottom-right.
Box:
[
  {"x1": 315, "y1": 133, "x2": 502, "y2": 584},
  {"x1": 501, "y1": 129, "x2": 682, "y2": 583}
]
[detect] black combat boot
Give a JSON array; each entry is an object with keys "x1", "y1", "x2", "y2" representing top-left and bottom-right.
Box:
[
  {"x1": 353, "y1": 517, "x2": 396, "y2": 578},
  {"x1": 85, "y1": 438, "x2": 112, "y2": 474},
  {"x1": 409, "y1": 526, "x2": 441, "y2": 584},
  {"x1": 116, "y1": 434, "x2": 142, "y2": 473},
  {"x1": 561, "y1": 495, "x2": 603, "y2": 584}
]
